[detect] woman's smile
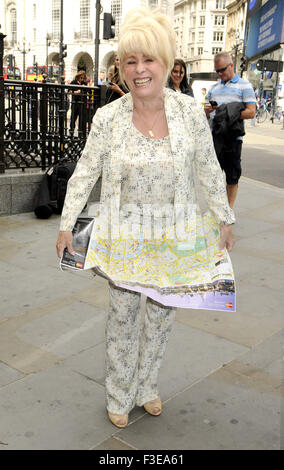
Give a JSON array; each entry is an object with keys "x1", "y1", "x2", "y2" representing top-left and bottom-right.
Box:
[{"x1": 133, "y1": 78, "x2": 152, "y2": 87}]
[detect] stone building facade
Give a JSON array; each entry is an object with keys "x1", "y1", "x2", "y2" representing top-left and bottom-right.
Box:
[
  {"x1": 174, "y1": 0, "x2": 228, "y2": 78},
  {"x1": 0, "y1": 0, "x2": 174, "y2": 82}
]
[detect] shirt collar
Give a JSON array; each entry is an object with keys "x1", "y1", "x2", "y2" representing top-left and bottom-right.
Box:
[{"x1": 221, "y1": 74, "x2": 239, "y2": 85}]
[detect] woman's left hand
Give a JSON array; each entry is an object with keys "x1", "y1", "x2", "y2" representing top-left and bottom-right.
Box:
[{"x1": 219, "y1": 224, "x2": 235, "y2": 252}]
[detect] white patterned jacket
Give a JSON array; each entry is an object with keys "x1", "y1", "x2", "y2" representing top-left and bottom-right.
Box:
[{"x1": 60, "y1": 88, "x2": 235, "y2": 232}]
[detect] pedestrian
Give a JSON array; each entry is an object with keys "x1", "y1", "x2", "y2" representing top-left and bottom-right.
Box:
[
  {"x1": 204, "y1": 52, "x2": 256, "y2": 208},
  {"x1": 98, "y1": 71, "x2": 106, "y2": 85},
  {"x1": 105, "y1": 54, "x2": 128, "y2": 104},
  {"x1": 69, "y1": 70, "x2": 87, "y2": 134},
  {"x1": 167, "y1": 58, "x2": 194, "y2": 97},
  {"x1": 106, "y1": 65, "x2": 115, "y2": 84},
  {"x1": 56, "y1": 8, "x2": 235, "y2": 429}
]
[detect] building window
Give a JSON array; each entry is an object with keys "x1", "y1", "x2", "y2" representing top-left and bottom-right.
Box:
[
  {"x1": 149, "y1": 0, "x2": 158, "y2": 7},
  {"x1": 111, "y1": 0, "x2": 122, "y2": 37},
  {"x1": 214, "y1": 15, "x2": 224, "y2": 25},
  {"x1": 198, "y1": 47, "x2": 203, "y2": 55},
  {"x1": 198, "y1": 31, "x2": 204, "y2": 42},
  {"x1": 52, "y1": 0, "x2": 60, "y2": 40},
  {"x1": 216, "y1": 0, "x2": 226, "y2": 8},
  {"x1": 201, "y1": 0, "x2": 206, "y2": 10},
  {"x1": 200, "y1": 16, "x2": 205, "y2": 26},
  {"x1": 80, "y1": 0, "x2": 90, "y2": 38},
  {"x1": 213, "y1": 31, "x2": 223, "y2": 42},
  {"x1": 212, "y1": 47, "x2": 222, "y2": 55},
  {"x1": 10, "y1": 8, "x2": 17, "y2": 45}
]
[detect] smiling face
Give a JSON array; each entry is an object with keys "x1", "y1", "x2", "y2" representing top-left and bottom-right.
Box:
[
  {"x1": 171, "y1": 64, "x2": 185, "y2": 89},
  {"x1": 122, "y1": 52, "x2": 166, "y2": 99},
  {"x1": 114, "y1": 55, "x2": 120, "y2": 69}
]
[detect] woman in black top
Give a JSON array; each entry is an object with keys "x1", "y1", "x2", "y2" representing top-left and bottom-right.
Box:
[
  {"x1": 168, "y1": 58, "x2": 194, "y2": 97},
  {"x1": 70, "y1": 71, "x2": 87, "y2": 133},
  {"x1": 106, "y1": 54, "x2": 128, "y2": 104}
]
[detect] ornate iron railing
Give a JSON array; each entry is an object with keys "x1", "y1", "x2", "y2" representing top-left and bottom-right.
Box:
[{"x1": 1, "y1": 79, "x2": 106, "y2": 172}]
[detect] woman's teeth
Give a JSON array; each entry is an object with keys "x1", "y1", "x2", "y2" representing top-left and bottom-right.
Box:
[{"x1": 134, "y1": 78, "x2": 151, "y2": 86}]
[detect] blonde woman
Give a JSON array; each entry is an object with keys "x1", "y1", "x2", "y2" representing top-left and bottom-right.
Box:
[{"x1": 56, "y1": 8, "x2": 235, "y2": 428}]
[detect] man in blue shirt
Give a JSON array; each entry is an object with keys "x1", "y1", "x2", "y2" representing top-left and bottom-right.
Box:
[{"x1": 205, "y1": 52, "x2": 256, "y2": 208}]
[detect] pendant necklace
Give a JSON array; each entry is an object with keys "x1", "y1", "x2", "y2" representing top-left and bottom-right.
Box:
[{"x1": 134, "y1": 107, "x2": 164, "y2": 138}]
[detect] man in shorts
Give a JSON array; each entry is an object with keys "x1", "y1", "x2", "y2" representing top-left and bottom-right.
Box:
[{"x1": 205, "y1": 52, "x2": 256, "y2": 208}]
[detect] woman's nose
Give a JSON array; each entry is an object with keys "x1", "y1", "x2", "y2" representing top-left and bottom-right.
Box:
[{"x1": 135, "y1": 61, "x2": 146, "y2": 74}]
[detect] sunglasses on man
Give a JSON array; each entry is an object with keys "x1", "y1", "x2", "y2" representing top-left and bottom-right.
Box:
[{"x1": 215, "y1": 64, "x2": 231, "y2": 74}]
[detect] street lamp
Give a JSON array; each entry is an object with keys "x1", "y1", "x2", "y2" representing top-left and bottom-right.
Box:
[
  {"x1": 46, "y1": 33, "x2": 51, "y2": 70},
  {"x1": 17, "y1": 38, "x2": 31, "y2": 80},
  {"x1": 94, "y1": 0, "x2": 102, "y2": 86}
]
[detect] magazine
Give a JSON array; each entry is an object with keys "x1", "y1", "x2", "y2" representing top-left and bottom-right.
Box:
[{"x1": 60, "y1": 217, "x2": 94, "y2": 271}]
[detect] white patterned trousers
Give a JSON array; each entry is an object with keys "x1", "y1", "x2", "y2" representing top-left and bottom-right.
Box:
[{"x1": 105, "y1": 283, "x2": 176, "y2": 415}]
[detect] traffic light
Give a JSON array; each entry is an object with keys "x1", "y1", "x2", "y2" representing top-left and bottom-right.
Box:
[
  {"x1": 240, "y1": 56, "x2": 248, "y2": 72},
  {"x1": 256, "y1": 59, "x2": 264, "y2": 71},
  {"x1": 8, "y1": 54, "x2": 13, "y2": 68},
  {"x1": 62, "y1": 44, "x2": 67, "y2": 59},
  {"x1": 103, "y1": 13, "x2": 115, "y2": 40},
  {"x1": 33, "y1": 62, "x2": 38, "y2": 75}
]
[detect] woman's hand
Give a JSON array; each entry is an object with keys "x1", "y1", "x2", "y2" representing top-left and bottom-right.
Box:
[
  {"x1": 109, "y1": 82, "x2": 124, "y2": 96},
  {"x1": 56, "y1": 231, "x2": 74, "y2": 258},
  {"x1": 219, "y1": 225, "x2": 235, "y2": 252}
]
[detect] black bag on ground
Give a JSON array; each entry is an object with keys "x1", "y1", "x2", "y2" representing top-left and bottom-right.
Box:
[
  {"x1": 34, "y1": 159, "x2": 76, "y2": 219},
  {"x1": 34, "y1": 173, "x2": 54, "y2": 219},
  {"x1": 49, "y1": 159, "x2": 76, "y2": 214}
]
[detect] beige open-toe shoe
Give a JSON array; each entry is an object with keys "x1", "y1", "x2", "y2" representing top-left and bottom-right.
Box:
[
  {"x1": 143, "y1": 397, "x2": 162, "y2": 416},
  {"x1": 108, "y1": 412, "x2": 129, "y2": 428}
]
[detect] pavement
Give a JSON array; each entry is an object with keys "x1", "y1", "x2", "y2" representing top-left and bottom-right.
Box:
[{"x1": 0, "y1": 122, "x2": 283, "y2": 450}]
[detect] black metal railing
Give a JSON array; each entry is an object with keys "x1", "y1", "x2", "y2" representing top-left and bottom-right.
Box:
[{"x1": 1, "y1": 79, "x2": 106, "y2": 172}]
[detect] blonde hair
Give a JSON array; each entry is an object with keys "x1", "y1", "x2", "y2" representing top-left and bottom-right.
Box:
[
  {"x1": 107, "y1": 65, "x2": 115, "y2": 79},
  {"x1": 118, "y1": 8, "x2": 176, "y2": 85}
]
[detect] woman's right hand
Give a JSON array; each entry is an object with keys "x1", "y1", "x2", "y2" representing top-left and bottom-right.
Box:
[
  {"x1": 109, "y1": 83, "x2": 125, "y2": 96},
  {"x1": 56, "y1": 231, "x2": 75, "y2": 258}
]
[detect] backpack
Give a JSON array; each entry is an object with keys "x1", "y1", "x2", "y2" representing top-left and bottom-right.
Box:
[
  {"x1": 48, "y1": 159, "x2": 77, "y2": 214},
  {"x1": 34, "y1": 158, "x2": 76, "y2": 219}
]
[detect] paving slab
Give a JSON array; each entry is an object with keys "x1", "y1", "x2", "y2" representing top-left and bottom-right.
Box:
[
  {"x1": 0, "y1": 362, "x2": 24, "y2": 388},
  {"x1": 0, "y1": 265, "x2": 95, "y2": 320},
  {"x1": 116, "y1": 331, "x2": 282, "y2": 450},
  {"x1": 16, "y1": 302, "x2": 106, "y2": 359},
  {"x1": 64, "y1": 321, "x2": 247, "y2": 403},
  {"x1": 0, "y1": 364, "x2": 109, "y2": 450},
  {"x1": 230, "y1": 251, "x2": 284, "y2": 291}
]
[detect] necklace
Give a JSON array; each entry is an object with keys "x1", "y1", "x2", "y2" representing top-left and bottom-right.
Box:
[{"x1": 134, "y1": 106, "x2": 164, "y2": 138}]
